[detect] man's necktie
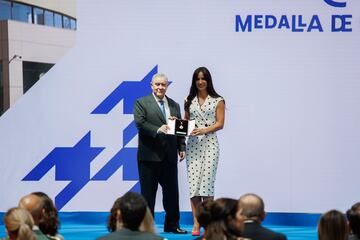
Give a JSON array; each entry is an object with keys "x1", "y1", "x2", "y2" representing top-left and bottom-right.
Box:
[{"x1": 159, "y1": 100, "x2": 166, "y2": 119}]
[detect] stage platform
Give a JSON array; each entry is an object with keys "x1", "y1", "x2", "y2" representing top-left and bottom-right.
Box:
[{"x1": 0, "y1": 212, "x2": 320, "y2": 239}]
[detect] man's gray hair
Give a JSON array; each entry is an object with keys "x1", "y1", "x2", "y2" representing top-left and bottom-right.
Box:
[{"x1": 151, "y1": 73, "x2": 168, "y2": 83}]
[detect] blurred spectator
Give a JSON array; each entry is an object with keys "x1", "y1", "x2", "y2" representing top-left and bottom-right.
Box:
[
  {"x1": 346, "y1": 202, "x2": 360, "y2": 240},
  {"x1": 347, "y1": 202, "x2": 360, "y2": 240},
  {"x1": 18, "y1": 194, "x2": 50, "y2": 240},
  {"x1": 31, "y1": 192, "x2": 64, "y2": 240},
  {"x1": 196, "y1": 198, "x2": 247, "y2": 240},
  {"x1": 318, "y1": 210, "x2": 348, "y2": 240},
  {"x1": 3, "y1": 207, "x2": 36, "y2": 240},
  {"x1": 97, "y1": 192, "x2": 163, "y2": 240},
  {"x1": 239, "y1": 193, "x2": 287, "y2": 240},
  {"x1": 139, "y1": 207, "x2": 156, "y2": 234}
]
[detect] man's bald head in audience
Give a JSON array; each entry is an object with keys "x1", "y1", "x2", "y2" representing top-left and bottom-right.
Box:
[
  {"x1": 18, "y1": 194, "x2": 43, "y2": 225},
  {"x1": 238, "y1": 193, "x2": 266, "y2": 222}
]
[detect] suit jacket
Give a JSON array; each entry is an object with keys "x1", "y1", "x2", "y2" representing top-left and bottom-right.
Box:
[
  {"x1": 134, "y1": 94, "x2": 186, "y2": 163},
  {"x1": 33, "y1": 229, "x2": 51, "y2": 240},
  {"x1": 349, "y1": 235, "x2": 360, "y2": 240},
  {"x1": 242, "y1": 221, "x2": 287, "y2": 240},
  {"x1": 97, "y1": 228, "x2": 163, "y2": 240}
]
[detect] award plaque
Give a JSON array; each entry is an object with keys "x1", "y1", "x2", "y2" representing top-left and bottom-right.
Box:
[
  {"x1": 174, "y1": 119, "x2": 189, "y2": 136},
  {"x1": 167, "y1": 119, "x2": 195, "y2": 136}
]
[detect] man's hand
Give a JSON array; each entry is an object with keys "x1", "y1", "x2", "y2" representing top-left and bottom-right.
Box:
[
  {"x1": 178, "y1": 151, "x2": 185, "y2": 161},
  {"x1": 157, "y1": 124, "x2": 170, "y2": 134}
]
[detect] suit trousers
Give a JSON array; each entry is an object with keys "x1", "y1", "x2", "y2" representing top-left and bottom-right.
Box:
[{"x1": 138, "y1": 159, "x2": 180, "y2": 229}]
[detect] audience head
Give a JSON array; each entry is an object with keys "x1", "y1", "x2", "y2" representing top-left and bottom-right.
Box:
[
  {"x1": 196, "y1": 199, "x2": 213, "y2": 231},
  {"x1": 238, "y1": 193, "x2": 266, "y2": 222},
  {"x1": 18, "y1": 194, "x2": 43, "y2": 225},
  {"x1": 4, "y1": 207, "x2": 36, "y2": 240},
  {"x1": 31, "y1": 192, "x2": 60, "y2": 236},
  {"x1": 107, "y1": 192, "x2": 147, "y2": 232},
  {"x1": 139, "y1": 207, "x2": 156, "y2": 234},
  {"x1": 347, "y1": 202, "x2": 360, "y2": 238},
  {"x1": 318, "y1": 209, "x2": 348, "y2": 240},
  {"x1": 196, "y1": 198, "x2": 244, "y2": 240}
]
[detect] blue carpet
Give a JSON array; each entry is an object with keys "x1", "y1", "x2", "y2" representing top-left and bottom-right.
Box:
[
  {"x1": 158, "y1": 224, "x2": 317, "y2": 240},
  {"x1": 0, "y1": 212, "x2": 319, "y2": 239}
]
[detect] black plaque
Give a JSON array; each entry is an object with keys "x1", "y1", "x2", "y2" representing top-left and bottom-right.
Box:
[{"x1": 175, "y1": 119, "x2": 189, "y2": 136}]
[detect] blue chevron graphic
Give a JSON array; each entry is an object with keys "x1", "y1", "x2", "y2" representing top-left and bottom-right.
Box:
[
  {"x1": 91, "y1": 65, "x2": 156, "y2": 115},
  {"x1": 91, "y1": 147, "x2": 139, "y2": 192},
  {"x1": 22, "y1": 131, "x2": 104, "y2": 210},
  {"x1": 22, "y1": 65, "x2": 159, "y2": 210},
  {"x1": 90, "y1": 65, "x2": 158, "y2": 193}
]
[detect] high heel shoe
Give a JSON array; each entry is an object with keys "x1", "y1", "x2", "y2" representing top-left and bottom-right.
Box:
[{"x1": 191, "y1": 230, "x2": 200, "y2": 236}]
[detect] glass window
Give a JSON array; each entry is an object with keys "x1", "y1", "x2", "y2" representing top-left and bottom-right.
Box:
[
  {"x1": 44, "y1": 10, "x2": 54, "y2": 27},
  {"x1": 33, "y1": 7, "x2": 44, "y2": 25},
  {"x1": 12, "y1": 2, "x2": 32, "y2": 23},
  {"x1": 63, "y1": 15, "x2": 71, "y2": 29},
  {"x1": 70, "y1": 18, "x2": 76, "y2": 30},
  {"x1": 54, "y1": 13, "x2": 62, "y2": 28},
  {"x1": 0, "y1": 0, "x2": 11, "y2": 21},
  {"x1": 23, "y1": 61, "x2": 54, "y2": 93}
]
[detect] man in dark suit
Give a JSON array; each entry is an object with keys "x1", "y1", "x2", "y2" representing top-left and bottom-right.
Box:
[
  {"x1": 97, "y1": 192, "x2": 163, "y2": 240},
  {"x1": 133, "y1": 73, "x2": 187, "y2": 234},
  {"x1": 239, "y1": 193, "x2": 287, "y2": 240}
]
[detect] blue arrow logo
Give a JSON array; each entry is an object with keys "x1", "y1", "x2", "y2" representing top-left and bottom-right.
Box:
[
  {"x1": 22, "y1": 131, "x2": 104, "y2": 210},
  {"x1": 91, "y1": 65, "x2": 157, "y2": 115},
  {"x1": 22, "y1": 65, "x2": 158, "y2": 210}
]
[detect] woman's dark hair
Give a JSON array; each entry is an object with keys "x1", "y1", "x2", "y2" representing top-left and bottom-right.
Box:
[
  {"x1": 31, "y1": 192, "x2": 60, "y2": 236},
  {"x1": 108, "y1": 197, "x2": 122, "y2": 232},
  {"x1": 347, "y1": 202, "x2": 360, "y2": 237},
  {"x1": 196, "y1": 198, "x2": 241, "y2": 240},
  {"x1": 107, "y1": 192, "x2": 147, "y2": 232},
  {"x1": 318, "y1": 210, "x2": 348, "y2": 240},
  {"x1": 185, "y1": 67, "x2": 223, "y2": 112},
  {"x1": 196, "y1": 199, "x2": 213, "y2": 230}
]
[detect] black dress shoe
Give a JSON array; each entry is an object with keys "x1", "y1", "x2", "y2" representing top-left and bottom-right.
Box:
[{"x1": 164, "y1": 227, "x2": 188, "y2": 234}]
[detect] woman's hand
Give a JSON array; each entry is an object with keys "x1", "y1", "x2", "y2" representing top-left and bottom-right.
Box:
[{"x1": 191, "y1": 128, "x2": 207, "y2": 136}]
